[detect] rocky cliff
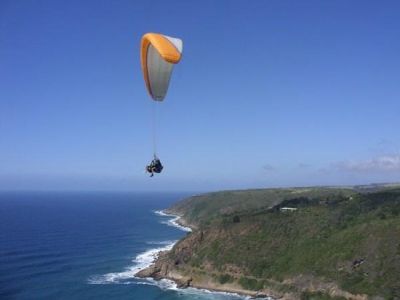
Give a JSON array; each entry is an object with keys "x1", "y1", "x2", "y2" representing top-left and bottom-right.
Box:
[{"x1": 136, "y1": 186, "x2": 400, "y2": 299}]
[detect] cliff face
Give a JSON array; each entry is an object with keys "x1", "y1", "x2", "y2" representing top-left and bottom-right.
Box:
[
  {"x1": 138, "y1": 187, "x2": 400, "y2": 300},
  {"x1": 136, "y1": 233, "x2": 200, "y2": 287}
]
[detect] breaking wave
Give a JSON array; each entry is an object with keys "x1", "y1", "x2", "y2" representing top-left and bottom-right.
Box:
[
  {"x1": 88, "y1": 210, "x2": 189, "y2": 285},
  {"x1": 155, "y1": 210, "x2": 192, "y2": 232},
  {"x1": 88, "y1": 210, "x2": 268, "y2": 299},
  {"x1": 88, "y1": 241, "x2": 176, "y2": 284}
]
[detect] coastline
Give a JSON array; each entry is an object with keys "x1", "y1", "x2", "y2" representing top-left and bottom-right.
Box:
[
  {"x1": 135, "y1": 210, "x2": 274, "y2": 299},
  {"x1": 144, "y1": 205, "x2": 373, "y2": 300},
  {"x1": 154, "y1": 210, "x2": 194, "y2": 232},
  {"x1": 88, "y1": 193, "x2": 376, "y2": 300}
]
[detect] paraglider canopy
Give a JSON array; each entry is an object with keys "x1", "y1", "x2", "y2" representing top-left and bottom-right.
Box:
[{"x1": 140, "y1": 33, "x2": 183, "y2": 101}]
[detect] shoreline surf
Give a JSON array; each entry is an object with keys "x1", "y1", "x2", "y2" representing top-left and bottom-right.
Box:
[
  {"x1": 87, "y1": 210, "x2": 186, "y2": 285},
  {"x1": 89, "y1": 209, "x2": 259, "y2": 299},
  {"x1": 137, "y1": 210, "x2": 271, "y2": 299},
  {"x1": 154, "y1": 210, "x2": 193, "y2": 233}
]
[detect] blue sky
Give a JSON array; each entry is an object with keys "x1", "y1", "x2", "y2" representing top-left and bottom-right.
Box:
[{"x1": 1, "y1": 0, "x2": 400, "y2": 191}]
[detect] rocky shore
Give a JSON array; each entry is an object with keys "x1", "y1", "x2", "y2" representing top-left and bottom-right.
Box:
[
  {"x1": 135, "y1": 212, "x2": 275, "y2": 299},
  {"x1": 135, "y1": 248, "x2": 272, "y2": 299},
  {"x1": 135, "y1": 210, "x2": 371, "y2": 300}
]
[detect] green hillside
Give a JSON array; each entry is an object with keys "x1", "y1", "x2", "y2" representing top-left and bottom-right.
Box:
[
  {"x1": 166, "y1": 186, "x2": 400, "y2": 299},
  {"x1": 169, "y1": 187, "x2": 355, "y2": 227}
]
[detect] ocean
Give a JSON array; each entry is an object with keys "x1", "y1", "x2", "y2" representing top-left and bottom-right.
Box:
[{"x1": 0, "y1": 192, "x2": 253, "y2": 300}]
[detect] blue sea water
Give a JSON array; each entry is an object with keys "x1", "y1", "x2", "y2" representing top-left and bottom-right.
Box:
[{"x1": 0, "y1": 192, "x2": 253, "y2": 300}]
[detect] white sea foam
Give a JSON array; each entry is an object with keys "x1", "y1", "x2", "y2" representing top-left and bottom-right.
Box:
[
  {"x1": 160, "y1": 216, "x2": 192, "y2": 232},
  {"x1": 88, "y1": 241, "x2": 176, "y2": 284},
  {"x1": 88, "y1": 210, "x2": 190, "y2": 285},
  {"x1": 146, "y1": 240, "x2": 177, "y2": 245},
  {"x1": 146, "y1": 277, "x2": 259, "y2": 299},
  {"x1": 185, "y1": 288, "x2": 254, "y2": 300},
  {"x1": 154, "y1": 210, "x2": 172, "y2": 217},
  {"x1": 88, "y1": 209, "x2": 269, "y2": 299},
  {"x1": 155, "y1": 209, "x2": 192, "y2": 232}
]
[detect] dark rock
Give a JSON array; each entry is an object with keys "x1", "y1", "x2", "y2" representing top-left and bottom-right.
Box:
[
  {"x1": 352, "y1": 258, "x2": 365, "y2": 269},
  {"x1": 176, "y1": 277, "x2": 192, "y2": 288},
  {"x1": 135, "y1": 265, "x2": 160, "y2": 278},
  {"x1": 199, "y1": 231, "x2": 204, "y2": 242}
]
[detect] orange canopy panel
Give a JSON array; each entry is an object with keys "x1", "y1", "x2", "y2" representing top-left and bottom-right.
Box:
[{"x1": 140, "y1": 33, "x2": 183, "y2": 101}]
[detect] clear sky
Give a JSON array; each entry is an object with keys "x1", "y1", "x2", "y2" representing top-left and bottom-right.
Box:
[{"x1": 1, "y1": 0, "x2": 400, "y2": 191}]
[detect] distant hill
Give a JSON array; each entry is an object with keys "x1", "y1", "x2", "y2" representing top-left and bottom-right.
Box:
[
  {"x1": 168, "y1": 187, "x2": 356, "y2": 227},
  {"x1": 144, "y1": 185, "x2": 400, "y2": 299}
]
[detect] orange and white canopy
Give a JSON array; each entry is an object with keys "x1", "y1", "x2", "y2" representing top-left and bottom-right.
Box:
[{"x1": 140, "y1": 33, "x2": 183, "y2": 101}]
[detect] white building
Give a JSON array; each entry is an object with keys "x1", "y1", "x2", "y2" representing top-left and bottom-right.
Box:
[{"x1": 280, "y1": 207, "x2": 298, "y2": 212}]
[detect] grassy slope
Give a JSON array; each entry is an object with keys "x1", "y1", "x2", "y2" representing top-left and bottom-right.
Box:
[
  {"x1": 169, "y1": 187, "x2": 355, "y2": 227},
  {"x1": 167, "y1": 187, "x2": 400, "y2": 299}
]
